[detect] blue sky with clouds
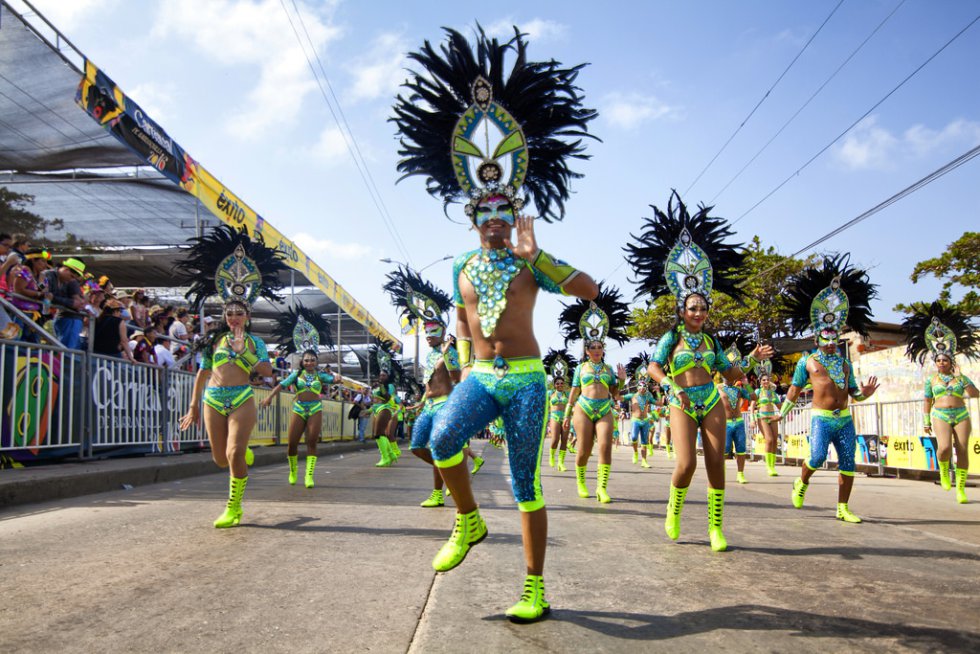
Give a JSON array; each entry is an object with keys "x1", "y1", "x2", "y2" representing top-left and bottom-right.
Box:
[{"x1": 14, "y1": 0, "x2": 980, "y2": 363}]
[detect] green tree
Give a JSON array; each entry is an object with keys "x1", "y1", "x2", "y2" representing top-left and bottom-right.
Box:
[
  {"x1": 627, "y1": 236, "x2": 809, "y2": 342},
  {"x1": 0, "y1": 186, "x2": 64, "y2": 242},
  {"x1": 895, "y1": 231, "x2": 979, "y2": 316}
]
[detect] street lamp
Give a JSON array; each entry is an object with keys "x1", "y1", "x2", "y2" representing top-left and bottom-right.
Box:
[{"x1": 379, "y1": 255, "x2": 453, "y2": 379}]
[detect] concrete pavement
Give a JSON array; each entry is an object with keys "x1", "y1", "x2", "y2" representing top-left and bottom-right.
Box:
[{"x1": 1, "y1": 442, "x2": 978, "y2": 653}]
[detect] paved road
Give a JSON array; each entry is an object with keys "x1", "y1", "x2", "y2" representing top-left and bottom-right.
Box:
[{"x1": 1, "y1": 443, "x2": 978, "y2": 653}]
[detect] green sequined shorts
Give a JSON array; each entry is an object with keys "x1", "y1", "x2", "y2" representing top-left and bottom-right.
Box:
[
  {"x1": 203, "y1": 385, "x2": 254, "y2": 417},
  {"x1": 931, "y1": 406, "x2": 970, "y2": 426},
  {"x1": 293, "y1": 399, "x2": 323, "y2": 420},
  {"x1": 575, "y1": 395, "x2": 613, "y2": 422},
  {"x1": 668, "y1": 382, "x2": 720, "y2": 426}
]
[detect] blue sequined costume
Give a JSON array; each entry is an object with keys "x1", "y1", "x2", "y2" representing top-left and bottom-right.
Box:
[
  {"x1": 720, "y1": 383, "x2": 751, "y2": 455},
  {"x1": 411, "y1": 395, "x2": 450, "y2": 449},
  {"x1": 792, "y1": 353, "x2": 860, "y2": 475}
]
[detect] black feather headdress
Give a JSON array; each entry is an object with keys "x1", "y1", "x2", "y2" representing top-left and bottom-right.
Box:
[
  {"x1": 782, "y1": 253, "x2": 877, "y2": 342},
  {"x1": 625, "y1": 352, "x2": 651, "y2": 381},
  {"x1": 625, "y1": 190, "x2": 746, "y2": 307},
  {"x1": 391, "y1": 25, "x2": 599, "y2": 222},
  {"x1": 271, "y1": 304, "x2": 334, "y2": 355},
  {"x1": 543, "y1": 348, "x2": 578, "y2": 381},
  {"x1": 902, "y1": 301, "x2": 979, "y2": 364},
  {"x1": 383, "y1": 266, "x2": 453, "y2": 327},
  {"x1": 175, "y1": 224, "x2": 287, "y2": 311},
  {"x1": 559, "y1": 284, "x2": 632, "y2": 347},
  {"x1": 366, "y1": 338, "x2": 406, "y2": 383}
]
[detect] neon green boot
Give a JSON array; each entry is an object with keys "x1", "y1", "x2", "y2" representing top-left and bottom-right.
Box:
[
  {"x1": 505, "y1": 575, "x2": 551, "y2": 624},
  {"x1": 596, "y1": 463, "x2": 612, "y2": 503},
  {"x1": 736, "y1": 471, "x2": 747, "y2": 484},
  {"x1": 244, "y1": 446, "x2": 254, "y2": 466},
  {"x1": 389, "y1": 439, "x2": 402, "y2": 461},
  {"x1": 665, "y1": 484, "x2": 688, "y2": 541},
  {"x1": 707, "y1": 488, "x2": 728, "y2": 551},
  {"x1": 432, "y1": 508, "x2": 487, "y2": 572},
  {"x1": 214, "y1": 476, "x2": 247, "y2": 528},
  {"x1": 632, "y1": 450, "x2": 638, "y2": 464},
  {"x1": 557, "y1": 449, "x2": 567, "y2": 472},
  {"x1": 791, "y1": 478, "x2": 808, "y2": 509},
  {"x1": 420, "y1": 489, "x2": 445, "y2": 508},
  {"x1": 471, "y1": 456, "x2": 485, "y2": 475},
  {"x1": 375, "y1": 436, "x2": 393, "y2": 467},
  {"x1": 548, "y1": 448, "x2": 556, "y2": 468},
  {"x1": 955, "y1": 468, "x2": 968, "y2": 504},
  {"x1": 836, "y1": 502, "x2": 862, "y2": 523},
  {"x1": 939, "y1": 460, "x2": 951, "y2": 491},
  {"x1": 766, "y1": 452, "x2": 778, "y2": 476},
  {"x1": 576, "y1": 465, "x2": 589, "y2": 498},
  {"x1": 287, "y1": 454, "x2": 298, "y2": 485},
  {"x1": 304, "y1": 455, "x2": 317, "y2": 488}
]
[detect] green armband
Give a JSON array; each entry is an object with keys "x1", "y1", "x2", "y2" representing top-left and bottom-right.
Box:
[
  {"x1": 530, "y1": 249, "x2": 580, "y2": 287},
  {"x1": 458, "y1": 338, "x2": 472, "y2": 368},
  {"x1": 779, "y1": 399, "x2": 795, "y2": 418},
  {"x1": 922, "y1": 413, "x2": 931, "y2": 428},
  {"x1": 443, "y1": 347, "x2": 460, "y2": 372}
]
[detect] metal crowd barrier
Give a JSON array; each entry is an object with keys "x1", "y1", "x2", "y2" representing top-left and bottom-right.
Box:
[{"x1": 1, "y1": 336, "x2": 359, "y2": 465}]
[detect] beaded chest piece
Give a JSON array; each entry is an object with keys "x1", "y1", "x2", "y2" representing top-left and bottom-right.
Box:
[
  {"x1": 423, "y1": 348, "x2": 444, "y2": 385},
  {"x1": 463, "y1": 248, "x2": 526, "y2": 338},
  {"x1": 815, "y1": 351, "x2": 847, "y2": 389}
]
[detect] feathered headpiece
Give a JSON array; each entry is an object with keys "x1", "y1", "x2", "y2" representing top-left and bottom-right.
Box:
[
  {"x1": 625, "y1": 352, "x2": 651, "y2": 385},
  {"x1": 543, "y1": 348, "x2": 578, "y2": 382},
  {"x1": 367, "y1": 338, "x2": 405, "y2": 382},
  {"x1": 902, "y1": 301, "x2": 979, "y2": 364},
  {"x1": 271, "y1": 305, "x2": 334, "y2": 356},
  {"x1": 782, "y1": 253, "x2": 876, "y2": 345},
  {"x1": 559, "y1": 284, "x2": 632, "y2": 347},
  {"x1": 175, "y1": 224, "x2": 287, "y2": 310},
  {"x1": 383, "y1": 265, "x2": 453, "y2": 329},
  {"x1": 391, "y1": 25, "x2": 598, "y2": 222},
  {"x1": 625, "y1": 190, "x2": 746, "y2": 309}
]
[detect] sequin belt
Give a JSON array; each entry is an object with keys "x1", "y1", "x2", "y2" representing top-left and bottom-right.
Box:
[{"x1": 472, "y1": 356, "x2": 544, "y2": 377}]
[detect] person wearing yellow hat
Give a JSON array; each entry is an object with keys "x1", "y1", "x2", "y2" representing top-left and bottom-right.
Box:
[
  {"x1": 8, "y1": 248, "x2": 52, "y2": 342},
  {"x1": 41, "y1": 257, "x2": 88, "y2": 349}
]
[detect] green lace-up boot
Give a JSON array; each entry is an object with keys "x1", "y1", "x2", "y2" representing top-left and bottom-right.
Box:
[
  {"x1": 287, "y1": 454, "x2": 298, "y2": 485},
  {"x1": 557, "y1": 449, "x2": 568, "y2": 472},
  {"x1": 836, "y1": 502, "x2": 862, "y2": 523},
  {"x1": 505, "y1": 575, "x2": 551, "y2": 624},
  {"x1": 938, "y1": 460, "x2": 951, "y2": 490},
  {"x1": 214, "y1": 476, "x2": 247, "y2": 528},
  {"x1": 575, "y1": 465, "x2": 589, "y2": 498},
  {"x1": 665, "y1": 484, "x2": 688, "y2": 540},
  {"x1": 471, "y1": 456, "x2": 485, "y2": 474},
  {"x1": 955, "y1": 468, "x2": 968, "y2": 504},
  {"x1": 548, "y1": 448, "x2": 556, "y2": 468},
  {"x1": 596, "y1": 463, "x2": 612, "y2": 503},
  {"x1": 304, "y1": 455, "x2": 317, "y2": 488},
  {"x1": 766, "y1": 452, "x2": 778, "y2": 476},
  {"x1": 432, "y1": 508, "x2": 488, "y2": 572},
  {"x1": 791, "y1": 478, "x2": 808, "y2": 509},
  {"x1": 707, "y1": 488, "x2": 728, "y2": 551},
  {"x1": 375, "y1": 436, "x2": 393, "y2": 467},
  {"x1": 420, "y1": 489, "x2": 445, "y2": 508},
  {"x1": 244, "y1": 446, "x2": 255, "y2": 466}
]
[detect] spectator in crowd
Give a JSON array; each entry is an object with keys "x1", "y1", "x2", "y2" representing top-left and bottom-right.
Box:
[
  {"x1": 93, "y1": 300, "x2": 135, "y2": 362},
  {"x1": 9, "y1": 249, "x2": 53, "y2": 343},
  {"x1": 169, "y1": 307, "x2": 190, "y2": 354},
  {"x1": 130, "y1": 325, "x2": 158, "y2": 365},
  {"x1": 0, "y1": 233, "x2": 30, "y2": 285},
  {"x1": 130, "y1": 290, "x2": 148, "y2": 328},
  {"x1": 0, "y1": 233, "x2": 15, "y2": 339},
  {"x1": 42, "y1": 258, "x2": 88, "y2": 349},
  {"x1": 154, "y1": 334, "x2": 178, "y2": 369}
]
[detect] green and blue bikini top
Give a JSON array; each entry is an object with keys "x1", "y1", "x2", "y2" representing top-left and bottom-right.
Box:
[
  {"x1": 280, "y1": 370, "x2": 335, "y2": 394},
  {"x1": 652, "y1": 328, "x2": 730, "y2": 377},
  {"x1": 373, "y1": 383, "x2": 397, "y2": 402},
  {"x1": 549, "y1": 390, "x2": 569, "y2": 407},
  {"x1": 925, "y1": 373, "x2": 975, "y2": 399},
  {"x1": 453, "y1": 248, "x2": 564, "y2": 338},
  {"x1": 201, "y1": 333, "x2": 269, "y2": 374},
  {"x1": 756, "y1": 387, "x2": 779, "y2": 406},
  {"x1": 572, "y1": 361, "x2": 616, "y2": 389}
]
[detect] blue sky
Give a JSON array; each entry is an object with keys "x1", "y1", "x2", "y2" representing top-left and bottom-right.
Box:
[{"x1": 14, "y1": 0, "x2": 980, "y2": 364}]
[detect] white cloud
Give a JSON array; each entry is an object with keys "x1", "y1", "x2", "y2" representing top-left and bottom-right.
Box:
[
  {"x1": 602, "y1": 92, "x2": 675, "y2": 129},
  {"x1": 834, "y1": 116, "x2": 980, "y2": 171},
  {"x1": 18, "y1": 0, "x2": 114, "y2": 31},
  {"x1": 292, "y1": 232, "x2": 374, "y2": 261},
  {"x1": 485, "y1": 17, "x2": 568, "y2": 42},
  {"x1": 346, "y1": 32, "x2": 409, "y2": 103},
  {"x1": 151, "y1": 0, "x2": 342, "y2": 139},
  {"x1": 127, "y1": 82, "x2": 177, "y2": 122},
  {"x1": 310, "y1": 126, "x2": 349, "y2": 164}
]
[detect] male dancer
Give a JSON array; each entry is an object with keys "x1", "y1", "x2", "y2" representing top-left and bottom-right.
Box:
[
  {"x1": 718, "y1": 379, "x2": 754, "y2": 484},
  {"x1": 428, "y1": 213, "x2": 598, "y2": 622},
  {"x1": 625, "y1": 378, "x2": 657, "y2": 468}
]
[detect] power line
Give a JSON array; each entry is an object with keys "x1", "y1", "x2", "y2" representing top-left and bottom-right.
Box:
[
  {"x1": 684, "y1": 0, "x2": 845, "y2": 197},
  {"x1": 709, "y1": 0, "x2": 906, "y2": 205},
  {"x1": 742, "y1": 140, "x2": 980, "y2": 286},
  {"x1": 278, "y1": 0, "x2": 413, "y2": 265},
  {"x1": 732, "y1": 11, "x2": 980, "y2": 226}
]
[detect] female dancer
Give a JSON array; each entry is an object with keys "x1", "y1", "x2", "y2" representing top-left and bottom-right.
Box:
[
  {"x1": 903, "y1": 302, "x2": 978, "y2": 503},
  {"x1": 560, "y1": 287, "x2": 630, "y2": 503},
  {"x1": 626, "y1": 192, "x2": 771, "y2": 550},
  {"x1": 261, "y1": 308, "x2": 337, "y2": 488},
  {"x1": 750, "y1": 363, "x2": 781, "y2": 476},
  {"x1": 178, "y1": 225, "x2": 286, "y2": 527},
  {"x1": 543, "y1": 349, "x2": 576, "y2": 472}
]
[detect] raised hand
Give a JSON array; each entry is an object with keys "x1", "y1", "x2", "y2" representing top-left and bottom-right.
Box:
[
  {"x1": 861, "y1": 376, "x2": 880, "y2": 399},
  {"x1": 230, "y1": 323, "x2": 246, "y2": 353},
  {"x1": 616, "y1": 363, "x2": 627, "y2": 381},
  {"x1": 503, "y1": 214, "x2": 539, "y2": 261},
  {"x1": 751, "y1": 343, "x2": 775, "y2": 360}
]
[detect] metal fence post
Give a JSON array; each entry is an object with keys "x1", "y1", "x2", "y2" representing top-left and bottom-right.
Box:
[{"x1": 875, "y1": 401, "x2": 884, "y2": 477}]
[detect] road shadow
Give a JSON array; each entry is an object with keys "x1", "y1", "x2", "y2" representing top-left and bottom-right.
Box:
[
  {"x1": 243, "y1": 517, "x2": 554, "y2": 545},
  {"x1": 482, "y1": 604, "x2": 980, "y2": 649},
  {"x1": 735, "y1": 544, "x2": 980, "y2": 562}
]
